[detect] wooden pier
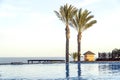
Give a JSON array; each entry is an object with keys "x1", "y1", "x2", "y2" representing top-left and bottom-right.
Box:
[{"x1": 27, "y1": 59, "x2": 65, "y2": 64}]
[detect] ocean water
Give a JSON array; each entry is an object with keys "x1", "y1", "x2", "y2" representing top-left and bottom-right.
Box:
[
  {"x1": 0, "y1": 62, "x2": 120, "y2": 80},
  {"x1": 0, "y1": 57, "x2": 66, "y2": 64}
]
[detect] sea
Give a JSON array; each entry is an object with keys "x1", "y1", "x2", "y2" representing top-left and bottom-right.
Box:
[
  {"x1": 0, "y1": 62, "x2": 119, "y2": 79},
  {"x1": 0, "y1": 57, "x2": 66, "y2": 64},
  {"x1": 0, "y1": 57, "x2": 120, "y2": 80}
]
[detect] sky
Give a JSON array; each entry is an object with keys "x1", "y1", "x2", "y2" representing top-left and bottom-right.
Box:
[{"x1": 0, "y1": 0, "x2": 120, "y2": 57}]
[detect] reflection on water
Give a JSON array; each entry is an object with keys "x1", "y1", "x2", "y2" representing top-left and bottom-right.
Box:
[
  {"x1": 77, "y1": 62, "x2": 81, "y2": 77},
  {"x1": 66, "y1": 63, "x2": 69, "y2": 78},
  {"x1": 69, "y1": 62, "x2": 120, "y2": 80},
  {"x1": 108, "y1": 63, "x2": 120, "y2": 70},
  {"x1": 66, "y1": 62, "x2": 81, "y2": 80},
  {"x1": 0, "y1": 62, "x2": 120, "y2": 79},
  {"x1": 99, "y1": 62, "x2": 120, "y2": 76}
]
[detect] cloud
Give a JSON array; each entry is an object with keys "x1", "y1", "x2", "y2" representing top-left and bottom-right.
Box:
[
  {"x1": 1, "y1": 3, "x2": 31, "y2": 11},
  {"x1": 0, "y1": 12, "x2": 16, "y2": 17},
  {"x1": 0, "y1": 0, "x2": 32, "y2": 18},
  {"x1": 75, "y1": 0, "x2": 100, "y2": 7}
]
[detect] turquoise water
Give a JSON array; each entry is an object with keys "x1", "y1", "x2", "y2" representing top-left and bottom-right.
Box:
[{"x1": 0, "y1": 62, "x2": 120, "y2": 80}]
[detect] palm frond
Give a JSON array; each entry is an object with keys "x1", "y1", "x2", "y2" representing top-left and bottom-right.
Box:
[
  {"x1": 86, "y1": 15, "x2": 94, "y2": 23},
  {"x1": 71, "y1": 8, "x2": 97, "y2": 32},
  {"x1": 54, "y1": 11, "x2": 62, "y2": 20},
  {"x1": 84, "y1": 20, "x2": 97, "y2": 30},
  {"x1": 70, "y1": 18, "x2": 78, "y2": 31},
  {"x1": 78, "y1": 8, "x2": 82, "y2": 19},
  {"x1": 80, "y1": 9, "x2": 91, "y2": 27}
]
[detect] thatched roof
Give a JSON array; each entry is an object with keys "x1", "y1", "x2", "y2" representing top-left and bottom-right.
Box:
[{"x1": 83, "y1": 51, "x2": 95, "y2": 55}]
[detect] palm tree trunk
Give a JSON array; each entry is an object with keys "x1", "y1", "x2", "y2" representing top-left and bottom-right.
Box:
[
  {"x1": 65, "y1": 25, "x2": 70, "y2": 63},
  {"x1": 66, "y1": 38, "x2": 69, "y2": 63},
  {"x1": 77, "y1": 32, "x2": 81, "y2": 62},
  {"x1": 65, "y1": 25, "x2": 70, "y2": 77}
]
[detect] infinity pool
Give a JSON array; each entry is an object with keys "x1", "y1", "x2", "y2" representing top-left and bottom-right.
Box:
[{"x1": 0, "y1": 62, "x2": 120, "y2": 80}]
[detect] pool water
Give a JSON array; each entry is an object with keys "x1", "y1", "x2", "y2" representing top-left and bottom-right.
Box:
[{"x1": 0, "y1": 62, "x2": 120, "y2": 80}]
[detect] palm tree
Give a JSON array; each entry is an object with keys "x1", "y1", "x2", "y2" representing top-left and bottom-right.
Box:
[
  {"x1": 70, "y1": 52, "x2": 78, "y2": 61},
  {"x1": 54, "y1": 4, "x2": 77, "y2": 63},
  {"x1": 71, "y1": 8, "x2": 97, "y2": 61}
]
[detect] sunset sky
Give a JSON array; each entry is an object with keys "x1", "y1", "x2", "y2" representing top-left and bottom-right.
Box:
[{"x1": 0, "y1": 0, "x2": 120, "y2": 57}]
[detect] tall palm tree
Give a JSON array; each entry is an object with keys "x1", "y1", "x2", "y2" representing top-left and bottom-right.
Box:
[
  {"x1": 54, "y1": 4, "x2": 77, "y2": 63},
  {"x1": 71, "y1": 8, "x2": 97, "y2": 61}
]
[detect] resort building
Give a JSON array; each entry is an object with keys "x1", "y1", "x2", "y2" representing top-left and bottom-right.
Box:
[{"x1": 84, "y1": 51, "x2": 95, "y2": 61}]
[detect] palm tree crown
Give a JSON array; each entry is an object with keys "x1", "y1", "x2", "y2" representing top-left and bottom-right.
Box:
[
  {"x1": 72, "y1": 8, "x2": 97, "y2": 32},
  {"x1": 54, "y1": 4, "x2": 77, "y2": 26}
]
